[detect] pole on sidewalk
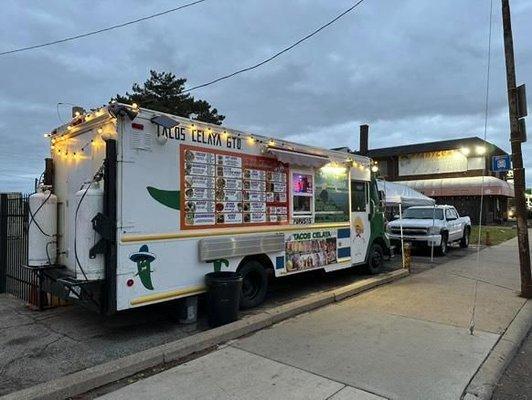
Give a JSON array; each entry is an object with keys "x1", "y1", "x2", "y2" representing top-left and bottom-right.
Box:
[{"x1": 501, "y1": 0, "x2": 532, "y2": 298}]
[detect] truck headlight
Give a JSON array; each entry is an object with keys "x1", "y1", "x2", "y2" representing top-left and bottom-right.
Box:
[{"x1": 427, "y1": 226, "x2": 439, "y2": 235}]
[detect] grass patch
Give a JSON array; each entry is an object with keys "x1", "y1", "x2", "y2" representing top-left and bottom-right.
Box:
[{"x1": 470, "y1": 225, "x2": 517, "y2": 246}]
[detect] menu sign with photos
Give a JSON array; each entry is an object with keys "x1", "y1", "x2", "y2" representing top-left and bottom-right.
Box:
[
  {"x1": 285, "y1": 230, "x2": 337, "y2": 273},
  {"x1": 181, "y1": 145, "x2": 289, "y2": 229}
]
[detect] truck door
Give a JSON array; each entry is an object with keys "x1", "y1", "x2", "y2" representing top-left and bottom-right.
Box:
[
  {"x1": 445, "y1": 208, "x2": 460, "y2": 241},
  {"x1": 350, "y1": 178, "x2": 371, "y2": 265}
]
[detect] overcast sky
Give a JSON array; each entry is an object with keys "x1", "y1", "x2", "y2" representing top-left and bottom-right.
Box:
[{"x1": 1, "y1": 0, "x2": 531, "y2": 192}]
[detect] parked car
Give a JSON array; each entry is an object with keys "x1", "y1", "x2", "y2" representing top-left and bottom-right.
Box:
[{"x1": 386, "y1": 205, "x2": 471, "y2": 256}]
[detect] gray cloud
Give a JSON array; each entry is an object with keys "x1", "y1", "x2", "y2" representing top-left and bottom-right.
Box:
[{"x1": 1, "y1": 0, "x2": 531, "y2": 192}]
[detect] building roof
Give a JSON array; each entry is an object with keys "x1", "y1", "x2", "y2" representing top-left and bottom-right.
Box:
[{"x1": 366, "y1": 136, "x2": 508, "y2": 158}]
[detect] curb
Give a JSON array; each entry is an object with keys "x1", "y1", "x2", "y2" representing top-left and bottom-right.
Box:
[
  {"x1": 1, "y1": 269, "x2": 409, "y2": 400},
  {"x1": 462, "y1": 300, "x2": 532, "y2": 400}
]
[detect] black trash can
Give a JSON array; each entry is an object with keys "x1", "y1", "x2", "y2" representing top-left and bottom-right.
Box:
[{"x1": 205, "y1": 271, "x2": 243, "y2": 328}]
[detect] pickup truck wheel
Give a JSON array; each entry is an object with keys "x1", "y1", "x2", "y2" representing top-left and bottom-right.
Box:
[
  {"x1": 460, "y1": 228, "x2": 470, "y2": 248},
  {"x1": 366, "y1": 243, "x2": 385, "y2": 274},
  {"x1": 437, "y1": 233, "x2": 448, "y2": 256},
  {"x1": 238, "y1": 260, "x2": 268, "y2": 309}
]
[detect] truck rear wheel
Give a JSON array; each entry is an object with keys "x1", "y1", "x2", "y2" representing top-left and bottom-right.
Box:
[
  {"x1": 460, "y1": 228, "x2": 470, "y2": 248},
  {"x1": 366, "y1": 243, "x2": 385, "y2": 275},
  {"x1": 238, "y1": 260, "x2": 268, "y2": 309},
  {"x1": 437, "y1": 232, "x2": 448, "y2": 256}
]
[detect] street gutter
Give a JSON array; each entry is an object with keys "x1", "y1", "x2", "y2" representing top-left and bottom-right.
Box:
[{"x1": 0, "y1": 269, "x2": 409, "y2": 400}]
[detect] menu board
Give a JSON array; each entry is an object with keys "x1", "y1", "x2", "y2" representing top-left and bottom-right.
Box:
[{"x1": 181, "y1": 145, "x2": 289, "y2": 229}]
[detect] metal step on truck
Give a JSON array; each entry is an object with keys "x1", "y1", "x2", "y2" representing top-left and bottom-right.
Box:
[{"x1": 28, "y1": 103, "x2": 390, "y2": 314}]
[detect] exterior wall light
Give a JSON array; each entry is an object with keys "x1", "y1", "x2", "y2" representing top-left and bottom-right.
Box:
[
  {"x1": 371, "y1": 165, "x2": 379, "y2": 172},
  {"x1": 459, "y1": 147, "x2": 471, "y2": 156},
  {"x1": 475, "y1": 145, "x2": 487, "y2": 155}
]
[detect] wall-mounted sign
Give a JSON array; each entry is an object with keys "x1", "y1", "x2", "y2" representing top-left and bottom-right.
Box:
[{"x1": 492, "y1": 154, "x2": 511, "y2": 172}]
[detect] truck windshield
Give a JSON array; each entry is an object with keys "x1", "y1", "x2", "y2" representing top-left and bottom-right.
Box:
[{"x1": 403, "y1": 208, "x2": 443, "y2": 220}]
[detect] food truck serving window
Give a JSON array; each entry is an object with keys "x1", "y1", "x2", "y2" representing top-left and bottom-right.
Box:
[
  {"x1": 314, "y1": 165, "x2": 349, "y2": 223},
  {"x1": 351, "y1": 181, "x2": 367, "y2": 212}
]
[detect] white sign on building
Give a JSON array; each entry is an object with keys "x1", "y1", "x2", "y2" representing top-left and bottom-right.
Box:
[{"x1": 398, "y1": 150, "x2": 484, "y2": 176}]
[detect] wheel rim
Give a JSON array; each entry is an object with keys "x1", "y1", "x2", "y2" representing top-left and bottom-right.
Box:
[
  {"x1": 242, "y1": 271, "x2": 260, "y2": 300},
  {"x1": 441, "y1": 239, "x2": 447, "y2": 253},
  {"x1": 465, "y1": 233, "x2": 469, "y2": 245}
]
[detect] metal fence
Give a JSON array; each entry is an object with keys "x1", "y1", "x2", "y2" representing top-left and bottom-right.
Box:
[{"x1": 0, "y1": 193, "x2": 40, "y2": 307}]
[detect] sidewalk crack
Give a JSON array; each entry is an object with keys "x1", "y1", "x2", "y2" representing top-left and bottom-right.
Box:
[{"x1": 324, "y1": 385, "x2": 346, "y2": 400}]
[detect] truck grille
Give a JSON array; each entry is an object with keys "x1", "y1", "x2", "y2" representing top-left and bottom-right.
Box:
[{"x1": 390, "y1": 227, "x2": 428, "y2": 236}]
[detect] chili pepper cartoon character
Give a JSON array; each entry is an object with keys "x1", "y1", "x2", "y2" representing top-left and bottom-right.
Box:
[{"x1": 129, "y1": 245, "x2": 156, "y2": 290}]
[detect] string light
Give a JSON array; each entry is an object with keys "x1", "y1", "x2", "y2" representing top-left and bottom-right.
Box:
[{"x1": 268, "y1": 139, "x2": 275, "y2": 146}]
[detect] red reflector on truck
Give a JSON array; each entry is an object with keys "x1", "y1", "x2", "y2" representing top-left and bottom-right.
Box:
[{"x1": 131, "y1": 123, "x2": 144, "y2": 130}]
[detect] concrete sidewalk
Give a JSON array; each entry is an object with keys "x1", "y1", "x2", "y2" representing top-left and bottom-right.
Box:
[{"x1": 98, "y1": 236, "x2": 531, "y2": 400}]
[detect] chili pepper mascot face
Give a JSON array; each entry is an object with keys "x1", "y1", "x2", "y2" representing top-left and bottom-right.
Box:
[{"x1": 129, "y1": 245, "x2": 156, "y2": 290}]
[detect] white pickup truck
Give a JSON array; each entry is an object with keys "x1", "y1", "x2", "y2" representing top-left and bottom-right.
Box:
[{"x1": 386, "y1": 205, "x2": 471, "y2": 256}]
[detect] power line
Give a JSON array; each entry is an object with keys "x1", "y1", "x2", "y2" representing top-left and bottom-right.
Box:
[
  {"x1": 183, "y1": 0, "x2": 367, "y2": 93},
  {"x1": 0, "y1": 0, "x2": 208, "y2": 56}
]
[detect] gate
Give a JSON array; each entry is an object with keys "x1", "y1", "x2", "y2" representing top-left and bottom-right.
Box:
[{"x1": 0, "y1": 193, "x2": 41, "y2": 308}]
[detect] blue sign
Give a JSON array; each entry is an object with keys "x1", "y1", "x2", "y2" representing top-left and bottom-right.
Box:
[{"x1": 492, "y1": 155, "x2": 511, "y2": 172}]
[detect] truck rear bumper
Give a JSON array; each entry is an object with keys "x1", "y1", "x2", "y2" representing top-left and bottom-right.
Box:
[{"x1": 387, "y1": 233, "x2": 441, "y2": 246}]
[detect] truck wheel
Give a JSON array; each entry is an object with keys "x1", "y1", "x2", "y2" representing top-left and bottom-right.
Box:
[
  {"x1": 437, "y1": 233, "x2": 448, "y2": 256},
  {"x1": 366, "y1": 243, "x2": 385, "y2": 274},
  {"x1": 238, "y1": 260, "x2": 268, "y2": 309},
  {"x1": 460, "y1": 228, "x2": 470, "y2": 248}
]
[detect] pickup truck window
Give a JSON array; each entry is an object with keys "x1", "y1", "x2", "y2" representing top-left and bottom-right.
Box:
[
  {"x1": 403, "y1": 207, "x2": 443, "y2": 220},
  {"x1": 445, "y1": 209, "x2": 458, "y2": 220}
]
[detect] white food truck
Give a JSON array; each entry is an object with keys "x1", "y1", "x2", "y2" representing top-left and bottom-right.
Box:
[{"x1": 29, "y1": 103, "x2": 390, "y2": 314}]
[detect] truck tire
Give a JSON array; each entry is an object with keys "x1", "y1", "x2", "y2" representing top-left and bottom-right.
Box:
[
  {"x1": 460, "y1": 227, "x2": 470, "y2": 248},
  {"x1": 366, "y1": 243, "x2": 385, "y2": 274},
  {"x1": 437, "y1": 232, "x2": 448, "y2": 256},
  {"x1": 238, "y1": 260, "x2": 268, "y2": 309}
]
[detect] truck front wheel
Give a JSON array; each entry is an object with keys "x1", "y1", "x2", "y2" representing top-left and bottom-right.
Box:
[
  {"x1": 437, "y1": 233, "x2": 448, "y2": 256},
  {"x1": 238, "y1": 260, "x2": 268, "y2": 309},
  {"x1": 460, "y1": 228, "x2": 470, "y2": 248},
  {"x1": 366, "y1": 243, "x2": 385, "y2": 275}
]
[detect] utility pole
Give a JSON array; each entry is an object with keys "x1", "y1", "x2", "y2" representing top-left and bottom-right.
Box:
[{"x1": 501, "y1": 0, "x2": 532, "y2": 298}]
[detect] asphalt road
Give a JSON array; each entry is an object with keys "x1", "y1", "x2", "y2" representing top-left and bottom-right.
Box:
[{"x1": 492, "y1": 329, "x2": 532, "y2": 400}]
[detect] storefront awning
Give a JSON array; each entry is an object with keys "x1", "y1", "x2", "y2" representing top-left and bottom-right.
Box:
[
  {"x1": 268, "y1": 147, "x2": 330, "y2": 168},
  {"x1": 396, "y1": 176, "x2": 514, "y2": 197}
]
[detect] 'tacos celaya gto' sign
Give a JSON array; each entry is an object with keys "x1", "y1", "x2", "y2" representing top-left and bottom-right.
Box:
[{"x1": 155, "y1": 123, "x2": 243, "y2": 150}]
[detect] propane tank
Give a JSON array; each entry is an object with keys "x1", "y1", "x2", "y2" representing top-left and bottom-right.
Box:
[
  {"x1": 75, "y1": 181, "x2": 104, "y2": 280},
  {"x1": 28, "y1": 188, "x2": 58, "y2": 266}
]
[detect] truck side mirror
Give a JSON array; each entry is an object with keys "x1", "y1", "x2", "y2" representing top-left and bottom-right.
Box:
[{"x1": 378, "y1": 190, "x2": 386, "y2": 208}]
